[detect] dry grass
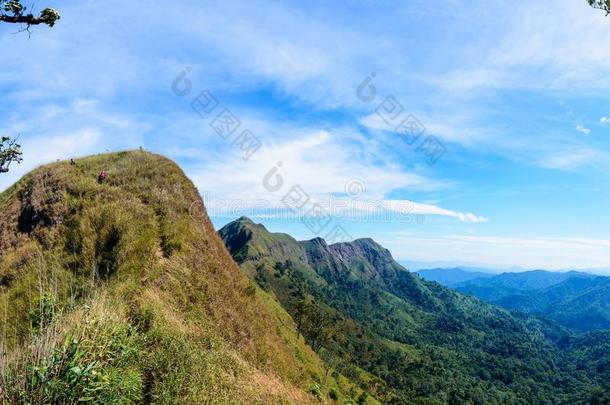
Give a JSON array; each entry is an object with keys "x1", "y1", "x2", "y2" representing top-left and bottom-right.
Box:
[{"x1": 0, "y1": 151, "x2": 355, "y2": 403}]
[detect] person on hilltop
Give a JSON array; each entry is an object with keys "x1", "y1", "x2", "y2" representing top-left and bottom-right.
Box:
[{"x1": 97, "y1": 170, "x2": 107, "y2": 184}]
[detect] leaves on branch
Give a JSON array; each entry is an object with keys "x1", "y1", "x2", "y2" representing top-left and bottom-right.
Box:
[
  {"x1": 0, "y1": 136, "x2": 23, "y2": 173},
  {"x1": 588, "y1": 0, "x2": 610, "y2": 15},
  {"x1": 0, "y1": 0, "x2": 60, "y2": 28}
]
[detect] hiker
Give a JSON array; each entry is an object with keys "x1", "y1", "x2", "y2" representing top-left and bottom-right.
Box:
[{"x1": 97, "y1": 170, "x2": 107, "y2": 184}]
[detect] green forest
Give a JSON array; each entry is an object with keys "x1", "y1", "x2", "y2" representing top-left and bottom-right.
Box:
[{"x1": 220, "y1": 217, "x2": 610, "y2": 404}]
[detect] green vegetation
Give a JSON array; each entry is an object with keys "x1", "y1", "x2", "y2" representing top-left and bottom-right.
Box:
[
  {"x1": 0, "y1": 0, "x2": 59, "y2": 27},
  {"x1": 0, "y1": 136, "x2": 22, "y2": 173},
  {"x1": 0, "y1": 151, "x2": 366, "y2": 403},
  {"x1": 588, "y1": 0, "x2": 610, "y2": 15},
  {"x1": 3, "y1": 152, "x2": 608, "y2": 404},
  {"x1": 220, "y1": 217, "x2": 610, "y2": 404},
  {"x1": 449, "y1": 271, "x2": 610, "y2": 332}
]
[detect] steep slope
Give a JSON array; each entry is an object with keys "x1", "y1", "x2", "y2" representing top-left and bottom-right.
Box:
[
  {"x1": 0, "y1": 151, "x2": 360, "y2": 404},
  {"x1": 220, "y1": 217, "x2": 610, "y2": 404}
]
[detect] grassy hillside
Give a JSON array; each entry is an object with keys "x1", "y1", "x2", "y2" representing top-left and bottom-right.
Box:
[
  {"x1": 0, "y1": 151, "x2": 364, "y2": 404},
  {"x1": 220, "y1": 217, "x2": 610, "y2": 404}
]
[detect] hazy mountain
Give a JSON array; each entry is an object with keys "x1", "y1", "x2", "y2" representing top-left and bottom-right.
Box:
[
  {"x1": 454, "y1": 270, "x2": 593, "y2": 299},
  {"x1": 220, "y1": 217, "x2": 610, "y2": 403},
  {"x1": 443, "y1": 270, "x2": 610, "y2": 332},
  {"x1": 489, "y1": 276, "x2": 610, "y2": 332},
  {"x1": 416, "y1": 267, "x2": 495, "y2": 285},
  {"x1": 401, "y1": 260, "x2": 525, "y2": 273}
]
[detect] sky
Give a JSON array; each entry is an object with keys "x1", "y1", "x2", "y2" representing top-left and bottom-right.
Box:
[{"x1": 1, "y1": 0, "x2": 610, "y2": 271}]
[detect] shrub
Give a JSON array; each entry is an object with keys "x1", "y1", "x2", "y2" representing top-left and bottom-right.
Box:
[
  {"x1": 309, "y1": 383, "x2": 321, "y2": 399},
  {"x1": 29, "y1": 292, "x2": 58, "y2": 333},
  {"x1": 245, "y1": 282, "x2": 257, "y2": 297},
  {"x1": 328, "y1": 388, "x2": 338, "y2": 400}
]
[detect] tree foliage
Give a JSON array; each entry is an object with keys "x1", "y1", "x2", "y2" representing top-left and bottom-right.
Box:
[
  {"x1": 0, "y1": 136, "x2": 22, "y2": 173},
  {"x1": 0, "y1": 0, "x2": 60, "y2": 27},
  {"x1": 1, "y1": 2, "x2": 59, "y2": 173},
  {"x1": 221, "y1": 218, "x2": 610, "y2": 403},
  {"x1": 588, "y1": 0, "x2": 610, "y2": 15}
]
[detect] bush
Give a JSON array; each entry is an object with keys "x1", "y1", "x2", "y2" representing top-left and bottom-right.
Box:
[
  {"x1": 309, "y1": 383, "x2": 322, "y2": 399},
  {"x1": 328, "y1": 388, "x2": 338, "y2": 400},
  {"x1": 29, "y1": 292, "x2": 58, "y2": 333},
  {"x1": 18, "y1": 336, "x2": 141, "y2": 404},
  {"x1": 245, "y1": 282, "x2": 257, "y2": 297}
]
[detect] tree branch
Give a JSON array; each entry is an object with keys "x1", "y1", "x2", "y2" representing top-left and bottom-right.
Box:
[
  {"x1": 588, "y1": 0, "x2": 610, "y2": 15},
  {"x1": 0, "y1": 13, "x2": 53, "y2": 25}
]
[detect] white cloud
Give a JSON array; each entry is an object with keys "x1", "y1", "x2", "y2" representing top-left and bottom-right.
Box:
[
  {"x1": 575, "y1": 124, "x2": 591, "y2": 135},
  {"x1": 380, "y1": 200, "x2": 487, "y2": 223},
  {"x1": 435, "y1": 0, "x2": 610, "y2": 93},
  {"x1": 536, "y1": 148, "x2": 598, "y2": 170},
  {"x1": 601, "y1": 117, "x2": 610, "y2": 124},
  {"x1": 359, "y1": 111, "x2": 492, "y2": 148},
  {"x1": 381, "y1": 234, "x2": 610, "y2": 270},
  {"x1": 192, "y1": 128, "x2": 485, "y2": 223},
  {"x1": 205, "y1": 197, "x2": 487, "y2": 224},
  {"x1": 192, "y1": 129, "x2": 430, "y2": 200}
]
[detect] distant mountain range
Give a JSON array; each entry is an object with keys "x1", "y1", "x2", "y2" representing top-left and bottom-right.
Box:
[
  {"x1": 415, "y1": 267, "x2": 496, "y2": 285},
  {"x1": 399, "y1": 260, "x2": 523, "y2": 273},
  {"x1": 417, "y1": 268, "x2": 610, "y2": 332},
  {"x1": 220, "y1": 217, "x2": 610, "y2": 403}
]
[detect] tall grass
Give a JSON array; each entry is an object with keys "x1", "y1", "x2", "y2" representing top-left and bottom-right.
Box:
[{"x1": 0, "y1": 151, "x2": 356, "y2": 404}]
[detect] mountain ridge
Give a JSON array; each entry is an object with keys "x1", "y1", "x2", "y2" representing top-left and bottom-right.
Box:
[
  {"x1": 220, "y1": 216, "x2": 610, "y2": 403},
  {"x1": 0, "y1": 151, "x2": 362, "y2": 404},
  {"x1": 419, "y1": 268, "x2": 610, "y2": 332}
]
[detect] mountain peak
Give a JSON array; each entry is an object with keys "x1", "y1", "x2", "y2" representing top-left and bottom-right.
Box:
[
  {"x1": 235, "y1": 215, "x2": 255, "y2": 224},
  {"x1": 353, "y1": 237, "x2": 384, "y2": 249},
  {"x1": 0, "y1": 151, "x2": 334, "y2": 403},
  {"x1": 308, "y1": 236, "x2": 328, "y2": 247}
]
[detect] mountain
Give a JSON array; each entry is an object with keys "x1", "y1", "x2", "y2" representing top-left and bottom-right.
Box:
[
  {"x1": 5, "y1": 153, "x2": 609, "y2": 404},
  {"x1": 416, "y1": 267, "x2": 495, "y2": 285},
  {"x1": 449, "y1": 270, "x2": 610, "y2": 332},
  {"x1": 487, "y1": 276, "x2": 610, "y2": 332},
  {"x1": 400, "y1": 260, "x2": 525, "y2": 273},
  {"x1": 454, "y1": 270, "x2": 594, "y2": 297},
  {"x1": 0, "y1": 151, "x2": 364, "y2": 404},
  {"x1": 220, "y1": 217, "x2": 610, "y2": 404}
]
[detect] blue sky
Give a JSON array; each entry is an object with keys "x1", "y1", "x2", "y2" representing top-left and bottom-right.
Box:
[{"x1": 1, "y1": 0, "x2": 610, "y2": 271}]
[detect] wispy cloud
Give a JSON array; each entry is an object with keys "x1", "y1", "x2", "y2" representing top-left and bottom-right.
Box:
[
  {"x1": 536, "y1": 148, "x2": 599, "y2": 170},
  {"x1": 192, "y1": 127, "x2": 485, "y2": 223},
  {"x1": 205, "y1": 196, "x2": 488, "y2": 223},
  {"x1": 433, "y1": 0, "x2": 610, "y2": 93},
  {"x1": 575, "y1": 124, "x2": 591, "y2": 135},
  {"x1": 1, "y1": 0, "x2": 609, "y2": 270},
  {"x1": 381, "y1": 234, "x2": 610, "y2": 270}
]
